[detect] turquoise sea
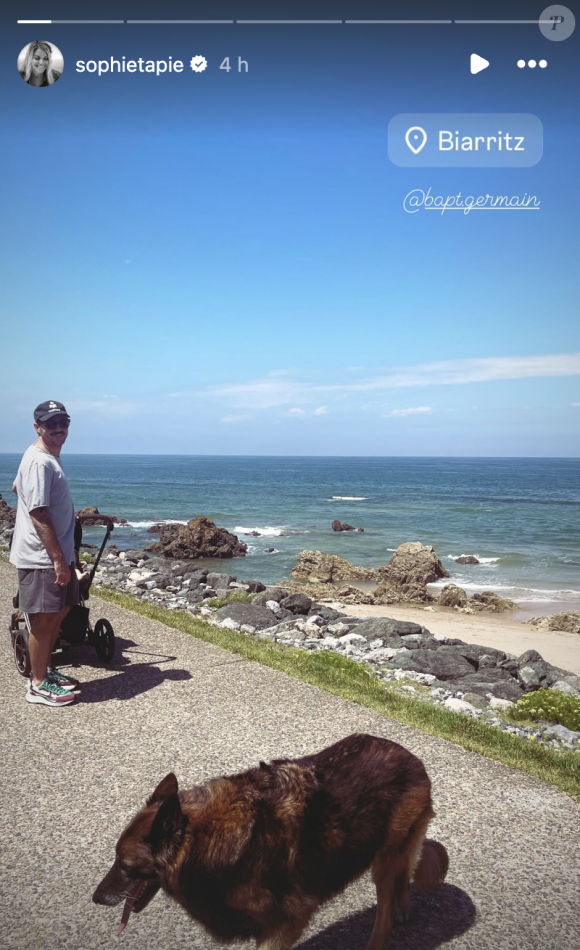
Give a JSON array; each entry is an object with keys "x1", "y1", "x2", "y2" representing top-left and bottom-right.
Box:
[{"x1": 1, "y1": 455, "x2": 579, "y2": 617}]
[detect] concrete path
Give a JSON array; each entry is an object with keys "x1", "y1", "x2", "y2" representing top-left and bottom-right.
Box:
[{"x1": 1, "y1": 560, "x2": 579, "y2": 950}]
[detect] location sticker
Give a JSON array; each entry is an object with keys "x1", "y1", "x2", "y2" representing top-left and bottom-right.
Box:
[{"x1": 405, "y1": 126, "x2": 427, "y2": 154}]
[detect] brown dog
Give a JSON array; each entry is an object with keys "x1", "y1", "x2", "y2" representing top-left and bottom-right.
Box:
[{"x1": 93, "y1": 734, "x2": 448, "y2": 949}]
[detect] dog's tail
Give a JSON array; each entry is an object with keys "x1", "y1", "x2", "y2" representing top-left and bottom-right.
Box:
[{"x1": 412, "y1": 839, "x2": 449, "y2": 892}]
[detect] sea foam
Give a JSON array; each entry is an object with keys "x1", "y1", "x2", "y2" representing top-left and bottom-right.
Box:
[
  {"x1": 234, "y1": 526, "x2": 284, "y2": 537},
  {"x1": 447, "y1": 554, "x2": 501, "y2": 564},
  {"x1": 331, "y1": 496, "x2": 367, "y2": 501},
  {"x1": 119, "y1": 519, "x2": 188, "y2": 529}
]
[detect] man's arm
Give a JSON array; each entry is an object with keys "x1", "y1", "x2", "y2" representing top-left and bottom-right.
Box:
[{"x1": 29, "y1": 507, "x2": 71, "y2": 586}]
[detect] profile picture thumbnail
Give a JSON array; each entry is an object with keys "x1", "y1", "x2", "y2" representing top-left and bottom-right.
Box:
[{"x1": 17, "y1": 40, "x2": 64, "y2": 87}]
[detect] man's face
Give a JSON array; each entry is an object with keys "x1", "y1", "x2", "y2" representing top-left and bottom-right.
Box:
[{"x1": 35, "y1": 414, "x2": 70, "y2": 450}]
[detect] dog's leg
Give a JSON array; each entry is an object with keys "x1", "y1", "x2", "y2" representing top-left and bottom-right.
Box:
[
  {"x1": 366, "y1": 801, "x2": 435, "y2": 950},
  {"x1": 365, "y1": 849, "x2": 401, "y2": 950}
]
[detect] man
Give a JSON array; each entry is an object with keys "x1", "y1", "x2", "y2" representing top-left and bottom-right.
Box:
[{"x1": 10, "y1": 400, "x2": 80, "y2": 706}]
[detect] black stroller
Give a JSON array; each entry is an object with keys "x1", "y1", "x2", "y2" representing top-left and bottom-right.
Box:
[{"x1": 10, "y1": 514, "x2": 116, "y2": 678}]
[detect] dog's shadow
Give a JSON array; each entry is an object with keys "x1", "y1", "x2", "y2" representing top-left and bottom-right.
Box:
[
  {"x1": 58, "y1": 637, "x2": 192, "y2": 702},
  {"x1": 298, "y1": 884, "x2": 476, "y2": 950}
]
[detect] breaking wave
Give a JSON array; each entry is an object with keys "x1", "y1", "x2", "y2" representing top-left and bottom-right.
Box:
[
  {"x1": 331, "y1": 496, "x2": 368, "y2": 501},
  {"x1": 430, "y1": 577, "x2": 580, "y2": 603},
  {"x1": 112, "y1": 520, "x2": 188, "y2": 529},
  {"x1": 447, "y1": 554, "x2": 501, "y2": 564},
  {"x1": 235, "y1": 526, "x2": 285, "y2": 537}
]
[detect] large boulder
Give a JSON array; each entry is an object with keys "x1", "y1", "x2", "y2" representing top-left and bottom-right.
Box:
[
  {"x1": 455, "y1": 555, "x2": 480, "y2": 565},
  {"x1": 280, "y1": 593, "x2": 313, "y2": 615},
  {"x1": 441, "y1": 664, "x2": 515, "y2": 684},
  {"x1": 442, "y1": 643, "x2": 506, "y2": 669},
  {"x1": 182, "y1": 569, "x2": 208, "y2": 588},
  {"x1": 291, "y1": 550, "x2": 378, "y2": 584},
  {"x1": 377, "y1": 542, "x2": 449, "y2": 588},
  {"x1": 374, "y1": 542, "x2": 449, "y2": 604},
  {"x1": 354, "y1": 618, "x2": 425, "y2": 642},
  {"x1": 397, "y1": 634, "x2": 441, "y2": 651},
  {"x1": 215, "y1": 602, "x2": 279, "y2": 630},
  {"x1": 252, "y1": 587, "x2": 290, "y2": 606},
  {"x1": 439, "y1": 585, "x2": 516, "y2": 614},
  {"x1": 314, "y1": 605, "x2": 343, "y2": 623},
  {"x1": 148, "y1": 516, "x2": 247, "y2": 559},
  {"x1": 330, "y1": 584, "x2": 376, "y2": 605},
  {"x1": 438, "y1": 584, "x2": 469, "y2": 608},
  {"x1": 246, "y1": 580, "x2": 266, "y2": 593},
  {"x1": 389, "y1": 648, "x2": 474, "y2": 681},
  {"x1": 374, "y1": 582, "x2": 435, "y2": 605},
  {"x1": 450, "y1": 676, "x2": 523, "y2": 703},
  {"x1": 468, "y1": 591, "x2": 517, "y2": 613},
  {"x1": 207, "y1": 571, "x2": 236, "y2": 589},
  {"x1": 0, "y1": 493, "x2": 16, "y2": 528},
  {"x1": 76, "y1": 505, "x2": 127, "y2": 525},
  {"x1": 0, "y1": 494, "x2": 16, "y2": 543},
  {"x1": 513, "y1": 649, "x2": 553, "y2": 691},
  {"x1": 527, "y1": 610, "x2": 580, "y2": 635}
]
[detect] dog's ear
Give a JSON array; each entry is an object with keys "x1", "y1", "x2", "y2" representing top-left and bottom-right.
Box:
[
  {"x1": 149, "y1": 792, "x2": 184, "y2": 855},
  {"x1": 147, "y1": 772, "x2": 179, "y2": 806}
]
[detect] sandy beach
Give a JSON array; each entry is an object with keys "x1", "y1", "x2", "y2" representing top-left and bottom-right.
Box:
[{"x1": 328, "y1": 601, "x2": 580, "y2": 675}]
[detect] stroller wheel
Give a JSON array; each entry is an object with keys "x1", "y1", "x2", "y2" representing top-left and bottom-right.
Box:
[
  {"x1": 13, "y1": 630, "x2": 31, "y2": 678},
  {"x1": 94, "y1": 618, "x2": 115, "y2": 662}
]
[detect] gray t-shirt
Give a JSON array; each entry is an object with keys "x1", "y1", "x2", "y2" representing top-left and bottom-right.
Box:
[{"x1": 10, "y1": 444, "x2": 75, "y2": 569}]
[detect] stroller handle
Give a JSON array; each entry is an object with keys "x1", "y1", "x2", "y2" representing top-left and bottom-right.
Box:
[
  {"x1": 75, "y1": 515, "x2": 115, "y2": 587},
  {"x1": 76, "y1": 514, "x2": 116, "y2": 529}
]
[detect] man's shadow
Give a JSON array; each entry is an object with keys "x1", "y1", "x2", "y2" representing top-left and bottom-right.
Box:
[
  {"x1": 298, "y1": 884, "x2": 475, "y2": 950},
  {"x1": 57, "y1": 636, "x2": 192, "y2": 702}
]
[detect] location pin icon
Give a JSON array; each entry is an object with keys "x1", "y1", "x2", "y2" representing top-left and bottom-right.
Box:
[{"x1": 405, "y1": 126, "x2": 427, "y2": 154}]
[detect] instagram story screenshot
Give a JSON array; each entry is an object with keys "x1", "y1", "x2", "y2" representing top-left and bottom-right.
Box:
[{"x1": 0, "y1": 4, "x2": 579, "y2": 950}]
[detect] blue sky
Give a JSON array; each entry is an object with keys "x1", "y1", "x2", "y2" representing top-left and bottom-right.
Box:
[{"x1": 1, "y1": 1, "x2": 579, "y2": 455}]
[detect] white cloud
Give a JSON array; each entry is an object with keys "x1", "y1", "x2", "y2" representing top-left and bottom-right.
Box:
[
  {"x1": 314, "y1": 406, "x2": 328, "y2": 415},
  {"x1": 287, "y1": 407, "x2": 306, "y2": 417},
  {"x1": 199, "y1": 353, "x2": 580, "y2": 409},
  {"x1": 350, "y1": 353, "x2": 580, "y2": 392},
  {"x1": 220, "y1": 414, "x2": 250, "y2": 425},
  {"x1": 572, "y1": 402, "x2": 580, "y2": 407},
  {"x1": 385, "y1": 406, "x2": 433, "y2": 418}
]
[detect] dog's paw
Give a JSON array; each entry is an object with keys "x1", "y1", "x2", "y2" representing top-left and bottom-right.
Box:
[
  {"x1": 394, "y1": 907, "x2": 411, "y2": 926},
  {"x1": 393, "y1": 885, "x2": 411, "y2": 926}
]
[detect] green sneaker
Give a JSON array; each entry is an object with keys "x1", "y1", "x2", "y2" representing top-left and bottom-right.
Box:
[
  {"x1": 47, "y1": 665, "x2": 79, "y2": 692},
  {"x1": 26, "y1": 676, "x2": 75, "y2": 706}
]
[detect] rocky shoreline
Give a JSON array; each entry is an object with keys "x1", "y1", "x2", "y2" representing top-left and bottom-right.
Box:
[
  {"x1": 89, "y1": 543, "x2": 580, "y2": 754},
  {"x1": 1, "y1": 497, "x2": 578, "y2": 751}
]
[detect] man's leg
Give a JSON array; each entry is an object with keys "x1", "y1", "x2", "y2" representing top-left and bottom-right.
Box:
[{"x1": 29, "y1": 610, "x2": 66, "y2": 687}]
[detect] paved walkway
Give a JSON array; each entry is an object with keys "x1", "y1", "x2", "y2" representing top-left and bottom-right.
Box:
[{"x1": 1, "y1": 560, "x2": 579, "y2": 950}]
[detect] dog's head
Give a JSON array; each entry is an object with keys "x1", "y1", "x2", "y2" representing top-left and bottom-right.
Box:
[{"x1": 93, "y1": 772, "x2": 187, "y2": 934}]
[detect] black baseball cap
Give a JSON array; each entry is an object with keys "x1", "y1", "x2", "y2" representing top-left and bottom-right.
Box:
[{"x1": 34, "y1": 400, "x2": 71, "y2": 423}]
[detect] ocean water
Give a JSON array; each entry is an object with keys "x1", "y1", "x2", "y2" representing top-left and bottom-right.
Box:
[{"x1": 1, "y1": 454, "x2": 579, "y2": 616}]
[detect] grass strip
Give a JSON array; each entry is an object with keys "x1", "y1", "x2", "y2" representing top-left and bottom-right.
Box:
[{"x1": 95, "y1": 587, "x2": 580, "y2": 800}]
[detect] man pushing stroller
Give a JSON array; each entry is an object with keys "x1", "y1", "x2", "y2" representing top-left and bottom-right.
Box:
[{"x1": 10, "y1": 401, "x2": 80, "y2": 706}]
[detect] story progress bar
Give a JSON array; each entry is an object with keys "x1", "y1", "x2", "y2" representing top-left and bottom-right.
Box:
[{"x1": 17, "y1": 19, "x2": 555, "y2": 25}]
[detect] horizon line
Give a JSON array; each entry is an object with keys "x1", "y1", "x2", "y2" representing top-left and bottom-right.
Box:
[{"x1": 0, "y1": 452, "x2": 579, "y2": 461}]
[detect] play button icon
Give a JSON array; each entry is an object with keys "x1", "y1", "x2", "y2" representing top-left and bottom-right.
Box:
[{"x1": 471, "y1": 53, "x2": 490, "y2": 74}]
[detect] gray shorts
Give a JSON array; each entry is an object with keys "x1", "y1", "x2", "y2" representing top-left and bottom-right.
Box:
[{"x1": 17, "y1": 563, "x2": 79, "y2": 615}]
